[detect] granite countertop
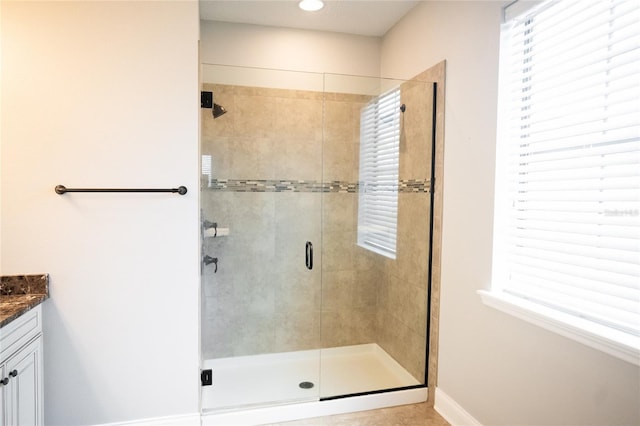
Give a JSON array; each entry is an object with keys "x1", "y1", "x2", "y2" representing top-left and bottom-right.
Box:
[{"x1": 0, "y1": 274, "x2": 49, "y2": 328}]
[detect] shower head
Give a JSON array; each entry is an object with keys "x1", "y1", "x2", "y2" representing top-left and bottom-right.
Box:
[{"x1": 213, "y1": 103, "x2": 227, "y2": 119}]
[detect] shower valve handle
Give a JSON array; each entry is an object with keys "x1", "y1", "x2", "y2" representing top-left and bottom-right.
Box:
[{"x1": 204, "y1": 255, "x2": 218, "y2": 273}]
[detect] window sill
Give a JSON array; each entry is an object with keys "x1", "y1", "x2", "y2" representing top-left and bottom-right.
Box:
[{"x1": 478, "y1": 290, "x2": 640, "y2": 366}]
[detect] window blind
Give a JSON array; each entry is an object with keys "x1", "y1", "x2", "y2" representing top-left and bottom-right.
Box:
[
  {"x1": 496, "y1": 0, "x2": 640, "y2": 336},
  {"x1": 357, "y1": 87, "x2": 401, "y2": 259}
]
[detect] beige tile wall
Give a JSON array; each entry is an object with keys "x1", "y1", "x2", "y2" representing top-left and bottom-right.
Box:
[
  {"x1": 320, "y1": 92, "x2": 380, "y2": 348},
  {"x1": 202, "y1": 84, "x2": 323, "y2": 358},
  {"x1": 374, "y1": 80, "x2": 434, "y2": 382},
  {"x1": 412, "y1": 61, "x2": 446, "y2": 398},
  {"x1": 201, "y1": 80, "x2": 436, "y2": 386}
]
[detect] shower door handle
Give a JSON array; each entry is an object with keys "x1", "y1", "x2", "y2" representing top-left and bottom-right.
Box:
[{"x1": 305, "y1": 241, "x2": 313, "y2": 270}]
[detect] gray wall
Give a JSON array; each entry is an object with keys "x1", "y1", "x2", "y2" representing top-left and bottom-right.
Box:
[
  {"x1": 382, "y1": 2, "x2": 640, "y2": 425},
  {"x1": 1, "y1": 1, "x2": 200, "y2": 425},
  {"x1": 200, "y1": 20, "x2": 381, "y2": 76}
]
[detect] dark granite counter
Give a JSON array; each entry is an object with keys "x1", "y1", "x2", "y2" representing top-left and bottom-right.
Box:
[{"x1": 0, "y1": 274, "x2": 49, "y2": 328}]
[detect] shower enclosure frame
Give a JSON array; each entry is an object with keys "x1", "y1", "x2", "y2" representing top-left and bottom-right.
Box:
[{"x1": 199, "y1": 61, "x2": 446, "y2": 423}]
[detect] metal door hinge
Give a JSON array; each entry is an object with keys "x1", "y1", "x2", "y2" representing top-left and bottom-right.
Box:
[
  {"x1": 201, "y1": 369, "x2": 212, "y2": 386},
  {"x1": 201, "y1": 91, "x2": 213, "y2": 109}
]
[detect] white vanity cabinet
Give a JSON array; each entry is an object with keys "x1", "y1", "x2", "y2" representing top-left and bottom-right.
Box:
[{"x1": 0, "y1": 305, "x2": 43, "y2": 426}]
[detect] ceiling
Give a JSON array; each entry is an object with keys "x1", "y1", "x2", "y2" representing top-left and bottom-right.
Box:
[{"x1": 199, "y1": 0, "x2": 421, "y2": 37}]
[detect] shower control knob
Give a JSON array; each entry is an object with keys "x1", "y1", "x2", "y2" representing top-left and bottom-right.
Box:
[{"x1": 203, "y1": 255, "x2": 218, "y2": 273}]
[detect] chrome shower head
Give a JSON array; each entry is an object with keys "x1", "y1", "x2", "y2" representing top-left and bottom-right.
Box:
[{"x1": 213, "y1": 103, "x2": 227, "y2": 119}]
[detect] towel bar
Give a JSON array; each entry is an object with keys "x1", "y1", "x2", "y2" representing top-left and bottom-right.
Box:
[{"x1": 54, "y1": 185, "x2": 187, "y2": 195}]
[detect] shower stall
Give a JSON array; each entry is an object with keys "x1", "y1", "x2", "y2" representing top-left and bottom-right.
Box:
[{"x1": 200, "y1": 64, "x2": 438, "y2": 423}]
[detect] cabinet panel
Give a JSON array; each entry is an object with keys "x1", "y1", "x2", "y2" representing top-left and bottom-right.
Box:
[
  {"x1": 1, "y1": 305, "x2": 43, "y2": 426},
  {"x1": 0, "y1": 364, "x2": 6, "y2": 426},
  {"x1": 0, "y1": 309, "x2": 40, "y2": 363},
  {"x1": 4, "y1": 338, "x2": 42, "y2": 426}
]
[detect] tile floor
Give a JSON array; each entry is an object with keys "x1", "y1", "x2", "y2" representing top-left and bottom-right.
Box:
[{"x1": 265, "y1": 402, "x2": 450, "y2": 425}]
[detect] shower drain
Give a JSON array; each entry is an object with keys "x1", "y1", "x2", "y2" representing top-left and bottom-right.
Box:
[{"x1": 299, "y1": 381, "x2": 314, "y2": 389}]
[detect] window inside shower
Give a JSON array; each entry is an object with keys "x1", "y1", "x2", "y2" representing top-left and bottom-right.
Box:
[
  {"x1": 200, "y1": 65, "x2": 436, "y2": 412},
  {"x1": 357, "y1": 87, "x2": 402, "y2": 259}
]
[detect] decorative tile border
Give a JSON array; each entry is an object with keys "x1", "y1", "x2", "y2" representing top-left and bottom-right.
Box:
[
  {"x1": 206, "y1": 179, "x2": 430, "y2": 193},
  {"x1": 400, "y1": 179, "x2": 430, "y2": 193},
  {"x1": 208, "y1": 179, "x2": 323, "y2": 193}
]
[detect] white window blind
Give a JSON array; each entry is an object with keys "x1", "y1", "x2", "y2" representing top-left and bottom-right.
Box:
[
  {"x1": 201, "y1": 154, "x2": 212, "y2": 187},
  {"x1": 357, "y1": 87, "x2": 401, "y2": 259},
  {"x1": 494, "y1": 0, "x2": 640, "y2": 339}
]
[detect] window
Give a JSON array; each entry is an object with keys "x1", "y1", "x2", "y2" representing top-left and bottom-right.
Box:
[
  {"x1": 357, "y1": 87, "x2": 401, "y2": 259},
  {"x1": 483, "y1": 0, "x2": 640, "y2": 364},
  {"x1": 202, "y1": 154, "x2": 212, "y2": 187}
]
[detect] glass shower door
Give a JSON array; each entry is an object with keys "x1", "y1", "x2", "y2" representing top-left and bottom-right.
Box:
[
  {"x1": 319, "y1": 73, "x2": 435, "y2": 398},
  {"x1": 199, "y1": 65, "x2": 436, "y2": 412},
  {"x1": 200, "y1": 65, "x2": 324, "y2": 411}
]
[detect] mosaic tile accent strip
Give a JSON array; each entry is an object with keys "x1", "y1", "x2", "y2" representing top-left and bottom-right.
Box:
[
  {"x1": 208, "y1": 179, "x2": 326, "y2": 192},
  {"x1": 329, "y1": 181, "x2": 359, "y2": 193},
  {"x1": 206, "y1": 179, "x2": 430, "y2": 193},
  {"x1": 400, "y1": 179, "x2": 431, "y2": 193}
]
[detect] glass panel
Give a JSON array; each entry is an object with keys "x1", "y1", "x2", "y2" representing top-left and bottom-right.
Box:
[
  {"x1": 200, "y1": 64, "x2": 324, "y2": 411},
  {"x1": 320, "y1": 73, "x2": 434, "y2": 398},
  {"x1": 200, "y1": 65, "x2": 435, "y2": 411}
]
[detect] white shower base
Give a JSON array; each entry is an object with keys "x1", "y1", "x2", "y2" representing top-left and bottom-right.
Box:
[{"x1": 201, "y1": 343, "x2": 426, "y2": 425}]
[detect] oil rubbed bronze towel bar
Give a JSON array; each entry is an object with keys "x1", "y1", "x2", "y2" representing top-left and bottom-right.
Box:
[{"x1": 54, "y1": 185, "x2": 188, "y2": 195}]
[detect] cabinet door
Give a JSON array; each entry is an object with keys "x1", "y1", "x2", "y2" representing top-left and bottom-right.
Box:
[
  {"x1": 0, "y1": 363, "x2": 6, "y2": 426},
  {"x1": 5, "y1": 337, "x2": 42, "y2": 426}
]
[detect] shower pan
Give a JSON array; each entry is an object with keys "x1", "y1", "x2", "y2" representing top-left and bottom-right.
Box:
[{"x1": 200, "y1": 64, "x2": 438, "y2": 424}]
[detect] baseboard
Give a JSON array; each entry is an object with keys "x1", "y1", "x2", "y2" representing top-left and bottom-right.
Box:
[
  {"x1": 202, "y1": 387, "x2": 428, "y2": 425},
  {"x1": 95, "y1": 413, "x2": 201, "y2": 426},
  {"x1": 434, "y1": 388, "x2": 482, "y2": 426}
]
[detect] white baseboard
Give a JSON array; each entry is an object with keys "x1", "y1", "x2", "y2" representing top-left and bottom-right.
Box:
[
  {"x1": 434, "y1": 387, "x2": 482, "y2": 426},
  {"x1": 202, "y1": 387, "x2": 428, "y2": 425},
  {"x1": 95, "y1": 413, "x2": 201, "y2": 426}
]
